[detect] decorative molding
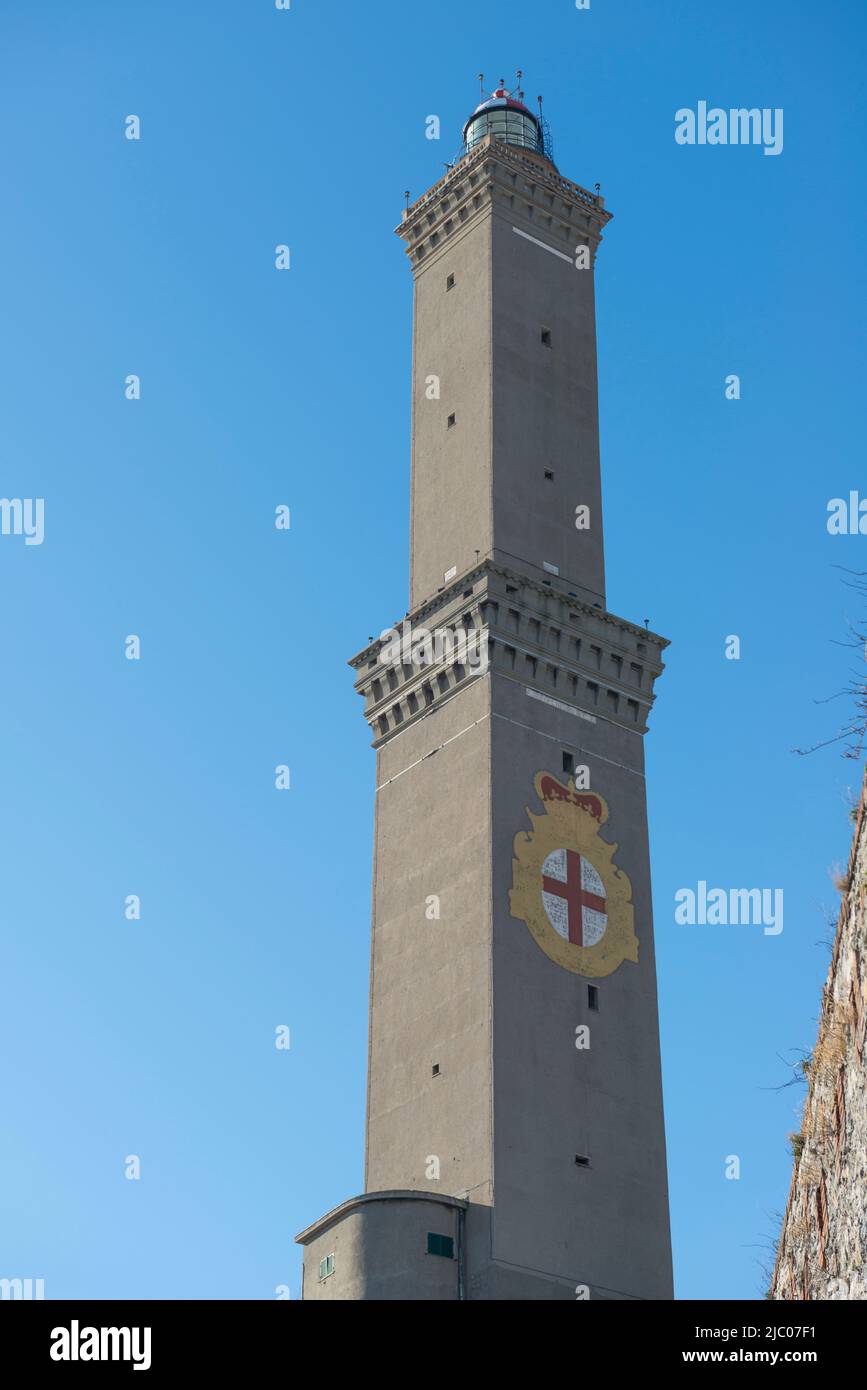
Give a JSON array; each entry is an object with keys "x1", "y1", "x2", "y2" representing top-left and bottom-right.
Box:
[
  {"x1": 396, "y1": 136, "x2": 612, "y2": 272},
  {"x1": 349, "y1": 560, "x2": 666, "y2": 748}
]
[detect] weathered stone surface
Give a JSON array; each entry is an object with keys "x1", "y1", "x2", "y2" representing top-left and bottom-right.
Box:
[{"x1": 771, "y1": 774, "x2": 867, "y2": 1300}]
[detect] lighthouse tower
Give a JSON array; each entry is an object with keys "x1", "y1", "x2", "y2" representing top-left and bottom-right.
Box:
[{"x1": 295, "y1": 80, "x2": 673, "y2": 1301}]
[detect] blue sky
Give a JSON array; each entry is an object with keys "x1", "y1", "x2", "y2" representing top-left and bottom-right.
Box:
[{"x1": 1, "y1": 0, "x2": 865, "y2": 1300}]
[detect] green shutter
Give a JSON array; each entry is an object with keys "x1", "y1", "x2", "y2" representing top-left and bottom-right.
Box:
[{"x1": 426, "y1": 1232, "x2": 454, "y2": 1259}]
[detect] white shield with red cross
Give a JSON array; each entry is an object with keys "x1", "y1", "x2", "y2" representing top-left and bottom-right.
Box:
[{"x1": 541, "y1": 847, "x2": 607, "y2": 948}]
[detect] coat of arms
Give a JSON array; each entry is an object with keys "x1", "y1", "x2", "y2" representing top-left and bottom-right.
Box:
[{"x1": 509, "y1": 772, "x2": 638, "y2": 978}]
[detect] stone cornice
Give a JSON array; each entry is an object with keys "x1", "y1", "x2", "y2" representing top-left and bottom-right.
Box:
[
  {"x1": 348, "y1": 559, "x2": 667, "y2": 749},
  {"x1": 398, "y1": 137, "x2": 607, "y2": 230},
  {"x1": 395, "y1": 136, "x2": 612, "y2": 271},
  {"x1": 349, "y1": 560, "x2": 668, "y2": 669}
]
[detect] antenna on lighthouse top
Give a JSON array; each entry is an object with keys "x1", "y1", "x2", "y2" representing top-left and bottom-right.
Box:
[{"x1": 478, "y1": 72, "x2": 485, "y2": 97}]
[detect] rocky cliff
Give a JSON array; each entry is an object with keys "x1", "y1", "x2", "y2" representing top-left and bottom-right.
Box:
[{"x1": 771, "y1": 773, "x2": 867, "y2": 1299}]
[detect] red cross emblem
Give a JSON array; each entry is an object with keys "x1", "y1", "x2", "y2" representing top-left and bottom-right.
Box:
[{"x1": 542, "y1": 848, "x2": 608, "y2": 948}]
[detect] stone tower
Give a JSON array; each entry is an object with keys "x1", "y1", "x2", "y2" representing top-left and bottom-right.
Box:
[{"x1": 296, "y1": 82, "x2": 673, "y2": 1301}]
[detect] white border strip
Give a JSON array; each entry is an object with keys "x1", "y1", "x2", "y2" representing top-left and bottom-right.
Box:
[
  {"x1": 526, "y1": 686, "x2": 596, "y2": 722},
  {"x1": 513, "y1": 226, "x2": 573, "y2": 264},
  {"x1": 376, "y1": 713, "x2": 491, "y2": 792}
]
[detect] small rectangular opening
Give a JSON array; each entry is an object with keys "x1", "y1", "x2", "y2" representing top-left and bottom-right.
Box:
[
  {"x1": 446, "y1": 272, "x2": 455, "y2": 290},
  {"x1": 427, "y1": 1233, "x2": 454, "y2": 1259},
  {"x1": 541, "y1": 328, "x2": 552, "y2": 347},
  {"x1": 588, "y1": 985, "x2": 599, "y2": 1011},
  {"x1": 562, "y1": 751, "x2": 574, "y2": 774},
  {"x1": 544, "y1": 469, "x2": 554, "y2": 481},
  {"x1": 447, "y1": 413, "x2": 456, "y2": 428},
  {"x1": 575, "y1": 1154, "x2": 590, "y2": 1168},
  {"x1": 431, "y1": 1063, "x2": 440, "y2": 1077},
  {"x1": 318, "y1": 1253, "x2": 335, "y2": 1281}
]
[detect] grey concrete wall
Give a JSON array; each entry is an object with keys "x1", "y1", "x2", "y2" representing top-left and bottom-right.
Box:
[
  {"x1": 408, "y1": 220, "x2": 493, "y2": 609},
  {"x1": 490, "y1": 201, "x2": 606, "y2": 608},
  {"x1": 364, "y1": 675, "x2": 494, "y2": 1206},
  {"x1": 489, "y1": 669, "x2": 673, "y2": 1300}
]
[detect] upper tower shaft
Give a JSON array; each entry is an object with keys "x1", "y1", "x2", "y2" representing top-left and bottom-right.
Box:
[{"x1": 397, "y1": 95, "x2": 612, "y2": 613}]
